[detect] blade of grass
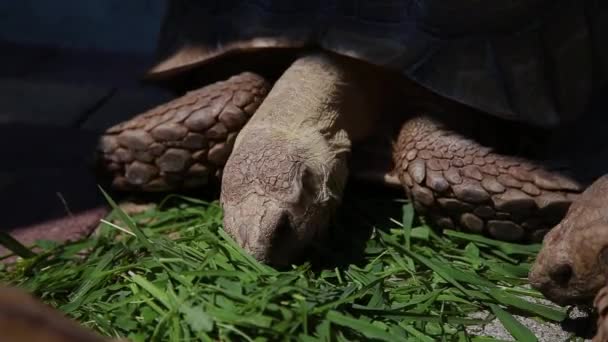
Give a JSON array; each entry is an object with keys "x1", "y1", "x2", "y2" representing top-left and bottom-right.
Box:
[
  {"x1": 0, "y1": 231, "x2": 36, "y2": 258},
  {"x1": 489, "y1": 304, "x2": 538, "y2": 342},
  {"x1": 487, "y1": 288, "x2": 566, "y2": 321},
  {"x1": 99, "y1": 186, "x2": 155, "y2": 252},
  {"x1": 444, "y1": 230, "x2": 541, "y2": 255},
  {"x1": 327, "y1": 311, "x2": 397, "y2": 342}
]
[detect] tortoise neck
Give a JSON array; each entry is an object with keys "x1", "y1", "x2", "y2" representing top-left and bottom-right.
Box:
[{"x1": 242, "y1": 53, "x2": 382, "y2": 148}]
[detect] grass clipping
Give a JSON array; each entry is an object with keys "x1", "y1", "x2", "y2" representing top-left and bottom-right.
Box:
[{"x1": 0, "y1": 193, "x2": 567, "y2": 342}]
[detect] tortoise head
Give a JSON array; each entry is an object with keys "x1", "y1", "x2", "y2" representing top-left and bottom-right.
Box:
[
  {"x1": 220, "y1": 128, "x2": 347, "y2": 267},
  {"x1": 529, "y1": 175, "x2": 608, "y2": 305}
]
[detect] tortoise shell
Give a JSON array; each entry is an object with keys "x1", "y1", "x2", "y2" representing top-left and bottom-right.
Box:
[{"x1": 147, "y1": 0, "x2": 608, "y2": 128}]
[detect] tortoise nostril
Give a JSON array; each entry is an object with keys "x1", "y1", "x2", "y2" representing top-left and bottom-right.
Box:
[
  {"x1": 548, "y1": 263, "x2": 573, "y2": 286},
  {"x1": 264, "y1": 212, "x2": 297, "y2": 267},
  {"x1": 272, "y1": 213, "x2": 292, "y2": 242}
]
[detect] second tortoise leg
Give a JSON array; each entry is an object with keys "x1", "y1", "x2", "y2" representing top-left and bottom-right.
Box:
[
  {"x1": 97, "y1": 72, "x2": 270, "y2": 191},
  {"x1": 393, "y1": 113, "x2": 583, "y2": 242}
]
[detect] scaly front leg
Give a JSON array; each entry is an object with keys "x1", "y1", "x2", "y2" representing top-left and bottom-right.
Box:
[
  {"x1": 98, "y1": 73, "x2": 270, "y2": 191},
  {"x1": 394, "y1": 113, "x2": 582, "y2": 242}
]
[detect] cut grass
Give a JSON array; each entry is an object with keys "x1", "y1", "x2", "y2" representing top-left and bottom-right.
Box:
[{"x1": 0, "y1": 193, "x2": 568, "y2": 341}]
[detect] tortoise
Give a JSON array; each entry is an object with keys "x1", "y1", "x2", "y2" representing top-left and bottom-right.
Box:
[
  {"x1": 97, "y1": 0, "x2": 608, "y2": 267},
  {"x1": 530, "y1": 175, "x2": 608, "y2": 339},
  {"x1": 594, "y1": 282, "x2": 608, "y2": 342},
  {"x1": 530, "y1": 175, "x2": 608, "y2": 306}
]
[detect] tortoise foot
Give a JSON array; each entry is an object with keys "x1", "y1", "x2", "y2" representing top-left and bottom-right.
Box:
[
  {"x1": 97, "y1": 72, "x2": 269, "y2": 191},
  {"x1": 393, "y1": 114, "x2": 582, "y2": 242}
]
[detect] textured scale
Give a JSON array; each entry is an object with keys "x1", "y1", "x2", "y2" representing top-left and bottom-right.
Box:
[
  {"x1": 98, "y1": 72, "x2": 270, "y2": 191},
  {"x1": 393, "y1": 115, "x2": 582, "y2": 242}
]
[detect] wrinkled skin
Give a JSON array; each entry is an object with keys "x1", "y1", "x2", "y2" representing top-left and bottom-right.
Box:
[
  {"x1": 221, "y1": 130, "x2": 346, "y2": 266},
  {"x1": 529, "y1": 175, "x2": 608, "y2": 305},
  {"x1": 219, "y1": 54, "x2": 382, "y2": 266}
]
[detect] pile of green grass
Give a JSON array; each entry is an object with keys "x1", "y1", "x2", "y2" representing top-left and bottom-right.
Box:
[{"x1": 0, "y1": 191, "x2": 568, "y2": 342}]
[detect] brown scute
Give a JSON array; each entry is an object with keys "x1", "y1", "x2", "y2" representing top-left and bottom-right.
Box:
[
  {"x1": 460, "y1": 213, "x2": 484, "y2": 233},
  {"x1": 150, "y1": 122, "x2": 188, "y2": 141},
  {"x1": 116, "y1": 130, "x2": 154, "y2": 150},
  {"x1": 98, "y1": 72, "x2": 271, "y2": 192},
  {"x1": 393, "y1": 114, "x2": 582, "y2": 242},
  {"x1": 408, "y1": 159, "x2": 426, "y2": 184},
  {"x1": 473, "y1": 206, "x2": 495, "y2": 219},
  {"x1": 411, "y1": 185, "x2": 435, "y2": 206},
  {"x1": 218, "y1": 104, "x2": 248, "y2": 129},
  {"x1": 125, "y1": 161, "x2": 159, "y2": 185},
  {"x1": 181, "y1": 133, "x2": 207, "y2": 149},
  {"x1": 156, "y1": 148, "x2": 192, "y2": 173},
  {"x1": 425, "y1": 170, "x2": 449, "y2": 193},
  {"x1": 208, "y1": 140, "x2": 234, "y2": 166},
  {"x1": 481, "y1": 176, "x2": 506, "y2": 193},
  {"x1": 487, "y1": 220, "x2": 525, "y2": 241},
  {"x1": 204, "y1": 122, "x2": 229, "y2": 140},
  {"x1": 438, "y1": 198, "x2": 473, "y2": 214},
  {"x1": 452, "y1": 181, "x2": 490, "y2": 203},
  {"x1": 492, "y1": 189, "x2": 536, "y2": 213}
]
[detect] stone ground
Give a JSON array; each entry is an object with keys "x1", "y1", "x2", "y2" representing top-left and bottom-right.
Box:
[
  {"x1": 467, "y1": 297, "x2": 595, "y2": 341},
  {"x1": 0, "y1": 40, "x2": 602, "y2": 340}
]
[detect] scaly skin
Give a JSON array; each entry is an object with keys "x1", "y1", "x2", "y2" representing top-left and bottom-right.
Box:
[
  {"x1": 529, "y1": 175, "x2": 608, "y2": 305},
  {"x1": 220, "y1": 53, "x2": 384, "y2": 265}
]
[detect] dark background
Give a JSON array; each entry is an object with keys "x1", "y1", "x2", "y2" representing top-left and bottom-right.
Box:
[{"x1": 0, "y1": 1, "x2": 173, "y2": 243}]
